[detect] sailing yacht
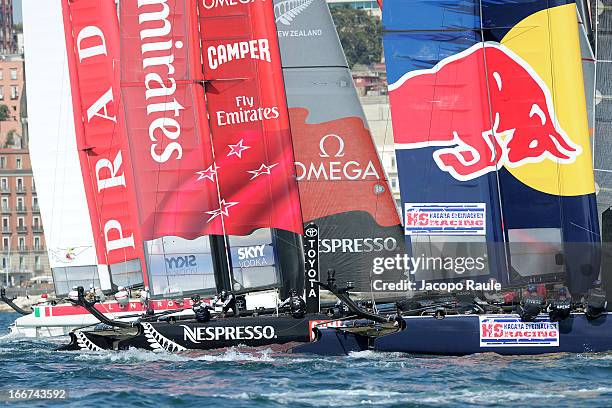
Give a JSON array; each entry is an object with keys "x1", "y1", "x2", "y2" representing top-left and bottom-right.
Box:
[
  {"x1": 11, "y1": 0, "x2": 303, "y2": 337},
  {"x1": 296, "y1": 0, "x2": 612, "y2": 356},
  {"x1": 11, "y1": 0, "x2": 403, "y2": 348},
  {"x1": 14, "y1": 0, "x2": 612, "y2": 355},
  {"x1": 9, "y1": 0, "x2": 185, "y2": 337}
]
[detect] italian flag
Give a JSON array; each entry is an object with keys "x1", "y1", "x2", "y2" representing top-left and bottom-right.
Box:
[{"x1": 34, "y1": 306, "x2": 52, "y2": 318}]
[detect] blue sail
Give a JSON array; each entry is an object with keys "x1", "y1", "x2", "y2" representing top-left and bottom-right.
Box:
[{"x1": 383, "y1": 0, "x2": 600, "y2": 294}]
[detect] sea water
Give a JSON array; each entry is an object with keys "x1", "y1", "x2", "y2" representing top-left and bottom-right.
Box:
[{"x1": 0, "y1": 312, "x2": 611, "y2": 408}]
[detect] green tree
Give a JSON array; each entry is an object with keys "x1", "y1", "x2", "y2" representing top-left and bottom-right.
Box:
[
  {"x1": 330, "y1": 7, "x2": 382, "y2": 68},
  {"x1": 4, "y1": 130, "x2": 15, "y2": 148},
  {"x1": 0, "y1": 106, "x2": 13, "y2": 148},
  {"x1": 0, "y1": 105, "x2": 9, "y2": 122}
]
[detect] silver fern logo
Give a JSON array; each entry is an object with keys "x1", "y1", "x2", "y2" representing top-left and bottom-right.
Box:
[
  {"x1": 142, "y1": 322, "x2": 187, "y2": 352},
  {"x1": 74, "y1": 330, "x2": 102, "y2": 351},
  {"x1": 274, "y1": 0, "x2": 315, "y2": 26}
]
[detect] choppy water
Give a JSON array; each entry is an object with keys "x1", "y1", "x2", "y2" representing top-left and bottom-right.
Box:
[{"x1": 1, "y1": 312, "x2": 611, "y2": 407}]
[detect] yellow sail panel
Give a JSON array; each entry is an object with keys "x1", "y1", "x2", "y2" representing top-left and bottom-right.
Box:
[{"x1": 502, "y1": 3, "x2": 595, "y2": 196}]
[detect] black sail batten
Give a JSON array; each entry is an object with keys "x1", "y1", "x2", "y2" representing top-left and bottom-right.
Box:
[
  {"x1": 274, "y1": 229, "x2": 306, "y2": 299},
  {"x1": 210, "y1": 235, "x2": 233, "y2": 293}
]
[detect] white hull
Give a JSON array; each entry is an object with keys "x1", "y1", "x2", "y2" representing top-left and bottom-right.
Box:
[
  {"x1": 10, "y1": 325, "x2": 83, "y2": 338},
  {"x1": 8, "y1": 298, "x2": 193, "y2": 338},
  {"x1": 9, "y1": 310, "x2": 140, "y2": 338}
]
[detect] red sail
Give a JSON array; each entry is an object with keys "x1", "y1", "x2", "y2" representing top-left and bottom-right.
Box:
[
  {"x1": 62, "y1": 0, "x2": 145, "y2": 267},
  {"x1": 198, "y1": 0, "x2": 303, "y2": 235},
  {"x1": 120, "y1": 0, "x2": 223, "y2": 239}
]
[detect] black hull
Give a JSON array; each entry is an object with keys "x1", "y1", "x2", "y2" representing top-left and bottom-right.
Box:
[
  {"x1": 62, "y1": 312, "x2": 612, "y2": 356},
  {"x1": 294, "y1": 313, "x2": 612, "y2": 356},
  {"x1": 60, "y1": 314, "x2": 331, "y2": 352}
]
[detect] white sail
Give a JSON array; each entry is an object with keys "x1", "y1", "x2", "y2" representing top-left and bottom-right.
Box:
[{"x1": 22, "y1": 0, "x2": 109, "y2": 293}]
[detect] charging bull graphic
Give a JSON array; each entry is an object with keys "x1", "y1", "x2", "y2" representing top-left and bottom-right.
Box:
[{"x1": 389, "y1": 43, "x2": 582, "y2": 181}]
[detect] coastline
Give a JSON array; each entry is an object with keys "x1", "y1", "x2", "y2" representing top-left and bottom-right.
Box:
[{"x1": 0, "y1": 295, "x2": 44, "y2": 312}]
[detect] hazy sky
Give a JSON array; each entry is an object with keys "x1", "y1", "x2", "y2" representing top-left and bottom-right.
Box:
[{"x1": 14, "y1": 0, "x2": 21, "y2": 24}]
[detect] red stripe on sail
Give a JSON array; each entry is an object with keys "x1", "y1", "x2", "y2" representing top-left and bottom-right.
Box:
[
  {"x1": 199, "y1": 0, "x2": 303, "y2": 235},
  {"x1": 62, "y1": 0, "x2": 147, "y2": 274},
  {"x1": 120, "y1": 0, "x2": 222, "y2": 240}
]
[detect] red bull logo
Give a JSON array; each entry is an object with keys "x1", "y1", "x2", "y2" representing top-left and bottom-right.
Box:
[{"x1": 389, "y1": 43, "x2": 582, "y2": 181}]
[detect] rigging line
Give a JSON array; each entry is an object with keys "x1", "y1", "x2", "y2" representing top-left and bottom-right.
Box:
[
  {"x1": 380, "y1": 94, "x2": 408, "y2": 301},
  {"x1": 66, "y1": 6, "x2": 98, "y2": 287},
  {"x1": 112, "y1": 9, "x2": 152, "y2": 287},
  {"x1": 196, "y1": 7, "x2": 234, "y2": 290},
  {"x1": 113, "y1": 127, "x2": 145, "y2": 286},
  {"x1": 593, "y1": 0, "x2": 600, "y2": 171},
  {"x1": 569, "y1": 221, "x2": 601, "y2": 237},
  {"x1": 68, "y1": 9, "x2": 118, "y2": 285},
  {"x1": 382, "y1": 28, "x2": 481, "y2": 33},
  {"x1": 63, "y1": 6, "x2": 109, "y2": 287},
  {"x1": 382, "y1": 27, "x2": 433, "y2": 292},
  {"x1": 84, "y1": 149, "x2": 107, "y2": 281},
  {"x1": 112, "y1": 57, "x2": 147, "y2": 285},
  {"x1": 50, "y1": 31, "x2": 68, "y2": 262},
  {"x1": 154, "y1": 237, "x2": 170, "y2": 297},
  {"x1": 496, "y1": 26, "x2": 539, "y2": 46},
  {"x1": 362, "y1": 95, "x2": 390, "y2": 306},
  {"x1": 479, "y1": 0, "x2": 510, "y2": 282},
  {"x1": 381, "y1": 95, "x2": 401, "y2": 223},
  {"x1": 82, "y1": 83, "x2": 125, "y2": 275},
  {"x1": 91, "y1": 57, "x2": 131, "y2": 269},
  {"x1": 96, "y1": 300, "x2": 119, "y2": 320},
  {"x1": 272, "y1": 22, "x2": 306, "y2": 258},
  {"x1": 544, "y1": 4, "x2": 568, "y2": 254},
  {"x1": 249, "y1": 12, "x2": 293, "y2": 262},
  {"x1": 375, "y1": 35, "x2": 406, "y2": 303},
  {"x1": 243, "y1": 9, "x2": 303, "y2": 274}
]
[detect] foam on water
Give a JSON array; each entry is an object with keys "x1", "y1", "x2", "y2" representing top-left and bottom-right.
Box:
[
  {"x1": 578, "y1": 352, "x2": 612, "y2": 360},
  {"x1": 0, "y1": 329, "x2": 19, "y2": 341},
  {"x1": 74, "y1": 348, "x2": 193, "y2": 363},
  {"x1": 1, "y1": 312, "x2": 611, "y2": 408},
  {"x1": 74, "y1": 346, "x2": 276, "y2": 364},
  {"x1": 348, "y1": 350, "x2": 409, "y2": 360},
  {"x1": 254, "y1": 386, "x2": 612, "y2": 407},
  {"x1": 259, "y1": 389, "x2": 415, "y2": 406}
]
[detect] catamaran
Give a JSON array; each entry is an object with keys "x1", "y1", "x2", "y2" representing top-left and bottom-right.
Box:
[
  {"x1": 6, "y1": 0, "x2": 612, "y2": 355},
  {"x1": 296, "y1": 0, "x2": 612, "y2": 355},
  {"x1": 7, "y1": 0, "x2": 210, "y2": 337},
  {"x1": 9, "y1": 0, "x2": 403, "y2": 345}
]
